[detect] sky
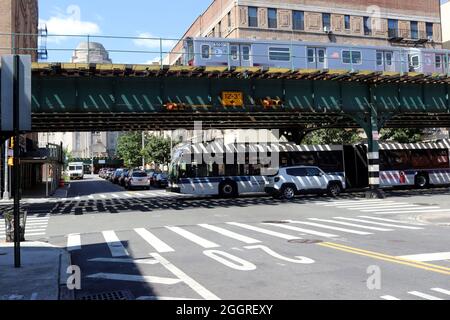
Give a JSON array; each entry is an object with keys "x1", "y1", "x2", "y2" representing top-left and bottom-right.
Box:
[{"x1": 38, "y1": 0, "x2": 212, "y2": 64}]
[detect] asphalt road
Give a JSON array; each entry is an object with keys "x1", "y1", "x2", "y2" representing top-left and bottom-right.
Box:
[{"x1": 5, "y1": 175, "x2": 450, "y2": 300}]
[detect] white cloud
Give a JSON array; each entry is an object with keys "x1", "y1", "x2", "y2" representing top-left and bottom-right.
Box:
[
  {"x1": 39, "y1": 5, "x2": 101, "y2": 43},
  {"x1": 133, "y1": 32, "x2": 177, "y2": 50}
]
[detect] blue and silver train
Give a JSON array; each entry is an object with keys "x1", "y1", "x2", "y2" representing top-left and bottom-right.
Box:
[{"x1": 180, "y1": 37, "x2": 450, "y2": 75}]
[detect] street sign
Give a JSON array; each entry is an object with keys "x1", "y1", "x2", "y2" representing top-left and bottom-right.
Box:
[
  {"x1": 222, "y1": 91, "x2": 244, "y2": 107},
  {"x1": 99, "y1": 160, "x2": 106, "y2": 164},
  {"x1": 1, "y1": 55, "x2": 32, "y2": 132}
]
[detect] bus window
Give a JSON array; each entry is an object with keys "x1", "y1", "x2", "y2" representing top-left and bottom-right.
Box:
[
  {"x1": 430, "y1": 149, "x2": 450, "y2": 168},
  {"x1": 383, "y1": 150, "x2": 410, "y2": 170},
  {"x1": 317, "y1": 151, "x2": 344, "y2": 173},
  {"x1": 410, "y1": 150, "x2": 431, "y2": 169}
]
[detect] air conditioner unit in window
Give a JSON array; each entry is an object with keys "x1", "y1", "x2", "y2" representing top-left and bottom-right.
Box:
[
  {"x1": 323, "y1": 26, "x2": 331, "y2": 33},
  {"x1": 427, "y1": 35, "x2": 433, "y2": 42}
]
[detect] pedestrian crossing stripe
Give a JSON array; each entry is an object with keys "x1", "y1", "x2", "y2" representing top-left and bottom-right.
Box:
[{"x1": 381, "y1": 287, "x2": 450, "y2": 300}]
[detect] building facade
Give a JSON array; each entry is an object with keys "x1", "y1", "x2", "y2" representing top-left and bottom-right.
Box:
[
  {"x1": 169, "y1": 0, "x2": 442, "y2": 64},
  {"x1": 0, "y1": 0, "x2": 39, "y2": 60},
  {"x1": 442, "y1": 1, "x2": 450, "y2": 49}
]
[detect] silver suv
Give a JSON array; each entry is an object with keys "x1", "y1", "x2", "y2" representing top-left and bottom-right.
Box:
[{"x1": 265, "y1": 166, "x2": 345, "y2": 200}]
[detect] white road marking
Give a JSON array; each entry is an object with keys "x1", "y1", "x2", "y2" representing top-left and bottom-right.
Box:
[
  {"x1": 333, "y1": 217, "x2": 423, "y2": 230},
  {"x1": 398, "y1": 252, "x2": 450, "y2": 262},
  {"x1": 286, "y1": 220, "x2": 372, "y2": 235},
  {"x1": 308, "y1": 218, "x2": 393, "y2": 231},
  {"x1": 111, "y1": 194, "x2": 119, "y2": 199},
  {"x1": 360, "y1": 206, "x2": 440, "y2": 213},
  {"x1": 408, "y1": 291, "x2": 443, "y2": 300},
  {"x1": 431, "y1": 288, "x2": 450, "y2": 296},
  {"x1": 151, "y1": 252, "x2": 220, "y2": 300},
  {"x1": 199, "y1": 224, "x2": 261, "y2": 244},
  {"x1": 88, "y1": 257, "x2": 159, "y2": 265},
  {"x1": 67, "y1": 233, "x2": 81, "y2": 251},
  {"x1": 226, "y1": 222, "x2": 299, "y2": 240},
  {"x1": 245, "y1": 245, "x2": 315, "y2": 264},
  {"x1": 124, "y1": 193, "x2": 134, "y2": 198},
  {"x1": 263, "y1": 223, "x2": 338, "y2": 238},
  {"x1": 380, "y1": 295, "x2": 401, "y2": 300},
  {"x1": 331, "y1": 202, "x2": 399, "y2": 208},
  {"x1": 135, "y1": 228, "x2": 175, "y2": 253},
  {"x1": 102, "y1": 230, "x2": 129, "y2": 257},
  {"x1": 134, "y1": 193, "x2": 145, "y2": 197},
  {"x1": 88, "y1": 195, "x2": 94, "y2": 200},
  {"x1": 87, "y1": 273, "x2": 181, "y2": 285},
  {"x1": 22, "y1": 233, "x2": 46, "y2": 237},
  {"x1": 99, "y1": 195, "x2": 107, "y2": 199},
  {"x1": 166, "y1": 226, "x2": 220, "y2": 249},
  {"x1": 346, "y1": 204, "x2": 419, "y2": 212},
  {"x1": 319, "y1": 200, "x2": 387, "y2": 206},
  {"x1": 372, "y1": 209, "x2": 450, "y2": 214},
  {"x1": 75, "y1": 196, "x2": 81, "y2": 200},
  {"x1": 358, "y1": 216, "x2": 426, "y2": 225},
  {"x1": 203, "y1": 250, "x2": 257, "y2": 271}
]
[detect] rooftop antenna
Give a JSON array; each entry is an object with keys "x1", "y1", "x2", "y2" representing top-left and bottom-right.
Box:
[{"x1": 37, "y1": 24, "x2": 48, "y2": 60}]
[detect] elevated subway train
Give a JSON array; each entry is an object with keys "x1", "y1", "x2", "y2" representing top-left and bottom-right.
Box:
[{"x1": 180, "y1": 37, "x2": 450, "y2": 75}]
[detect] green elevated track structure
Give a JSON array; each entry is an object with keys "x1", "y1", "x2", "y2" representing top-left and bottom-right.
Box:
[{"x1": 1, "y1": 62, "x2": 450, "y2": 194}]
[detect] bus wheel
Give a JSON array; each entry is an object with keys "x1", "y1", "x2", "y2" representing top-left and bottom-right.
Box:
[
  {"x1": 415, "y1": 174, "x2": 429, "y2": 189},
  {"x1": 219, "y1": 181, "x2": 238, "y2": 198}
]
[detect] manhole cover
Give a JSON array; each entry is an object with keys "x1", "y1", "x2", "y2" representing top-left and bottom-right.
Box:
[
  {"x1": 288, "y1": 239, "x2": 323, "y2": 244},
  {"x1": 77, "y1": 290, "x2": 134, "y2": 301},
  {"x1": 262, "y1": 221, "x2": 289, "y2": 224}
]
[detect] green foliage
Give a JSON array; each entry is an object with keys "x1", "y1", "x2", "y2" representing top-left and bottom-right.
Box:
[
  {"x1": 380, "y1": 128, "x2": 424, "y2": 143},
  {"x1": 116, "y1": 132, "x2": 143, "y2": 167},
  {"x1": 302, "y1": 129, "x2": 362, "y2": 145},
  {"x1": 142, "y1": 134, "x2": 172, "y2": 165}
]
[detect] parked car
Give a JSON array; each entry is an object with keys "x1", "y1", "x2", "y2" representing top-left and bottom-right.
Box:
[
  {"x1": 126, "y1": 170, "x2": 150, "y2": 190},
  {"x1": 264, "y1": 166, "x2": 345, "y2": 200},
  {"x1": 111, "y1": 168, "x2": 125, "y2": 184},
  {"x1": 154, "y1": 172, "x2": 169, "y2": 188},
  {"x1": 106, "y1": 169, "x2": 116, "y2": 180},
  {"x1": 118, "y1": 169, "x2": 130, "y2": 187}
]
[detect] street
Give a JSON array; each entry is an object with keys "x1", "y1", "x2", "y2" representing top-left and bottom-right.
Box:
[{"x1": 3, "y1": 175, "x2": 449, "y2": 300}]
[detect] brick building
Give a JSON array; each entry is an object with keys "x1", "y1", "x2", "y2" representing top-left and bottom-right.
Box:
[
  {"x1": 0, "y1": 0, "x2": 39, "y2": 60},
  {"x1": 169, "y1": 0, "x2": 442, "y2": 64}
]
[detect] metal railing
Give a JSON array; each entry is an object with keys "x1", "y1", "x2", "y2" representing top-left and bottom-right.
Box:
[{"x1": 388, "y1": 28, "x2": 432, "y2": 41}]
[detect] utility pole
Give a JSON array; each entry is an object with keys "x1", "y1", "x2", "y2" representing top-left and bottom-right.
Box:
[
  {"x1": 142, "y1": 131, "x2": 145, "y2": 169},
  {"x1": 13, "y1": 55, "x2": 21, "y2": 268},
  {"x1": 3, "y1": 140, "x2": 9, "y2": 199}
]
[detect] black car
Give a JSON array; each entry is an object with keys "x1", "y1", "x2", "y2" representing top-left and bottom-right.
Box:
[{"x1": 118, "y1": 169, "x2": 130, "y2": 187}]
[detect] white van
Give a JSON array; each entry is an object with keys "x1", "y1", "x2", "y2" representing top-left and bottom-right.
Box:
[{"x1": 68, "y1": 162, "x2": 84, "y2": 180}]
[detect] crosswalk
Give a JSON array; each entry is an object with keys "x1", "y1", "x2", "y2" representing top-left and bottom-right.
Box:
[
  {"x1": 71, "y1": 190, "x2": 192, "y2": 202},
  {"x1": 381, "y1": 287, "x2": 450, "y2": 300},
  {"x1": 314, "y1": 198, "x2": 450, "y2": 216},
  {"x1": 0, "y1": 215, "x2": 49, "y2": 240},
  {"x1": 66, "y1": 216, "x2": 425, "y2": 254}
]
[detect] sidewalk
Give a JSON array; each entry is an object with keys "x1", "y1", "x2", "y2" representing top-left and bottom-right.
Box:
[
  {"x1": 0, "y1": 184, "x2": 70, "y2": 205},
  {"x1": 0, "y1": 242, "x2": 73, "y2": 300}
]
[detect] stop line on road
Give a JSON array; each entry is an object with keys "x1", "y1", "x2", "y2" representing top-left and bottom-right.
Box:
[{"x1": 381, "y1": 287, "x2": 450, "y2": 300}]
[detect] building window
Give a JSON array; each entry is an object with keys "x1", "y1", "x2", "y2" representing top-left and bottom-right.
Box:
[
  {"x1": 248, "y1": 7, "x2": 258, "y2": 27},
  {"x1": 323, "y1": 13, "x2": 331, "y2": 30},
  {"x1": 269, "y1": 47, "x2": 290, "y2": 61},
  {"x1": 376, "y1": 52, "x2": 383, "y2": 66},
  {"x1": 268, "y1": 8, "x2": 277, "y2": 29},
  {"x1": 342, "y1": 50, "x2": 362, "y2": 64},
  {"x1": 228, "y1": 12, "x2": 232, "y2": 28},
  {"x1": 293, "y1": 11, "x2": 304, "y2": 31},
  {"x1": 345, "y1": 15, "x2": 351, "y2": 30},
  {"x1": 307, "y1": 48, "x2": 315, "y2": 63},
  {"x1": 201, "y1": 45, "x2": 210, "y2": 59},
  {"x1": 388, "y1": 19, "x2": 398, "y2": 37},
  {"x1": 218, "y1": 21, "x2": 222, "y2": 37},
  {"x1": 230, "y1": 45, "x2": 238, "y2": 60},
  {"x1": 242, "y1": 46, "x2": 250, "y2": 61},
  {"x1": 436, "y1": 55, "x2": 442, "y2": 69},
  {"x1": 364, "y1": 17, "x2": 372, "y2": 35},
  {"x1": 410, "y1": 21, "x2": 418, "y2": 39},
  {"x1": 426, "y1": 22, "x2": 433, "y2": 39}
]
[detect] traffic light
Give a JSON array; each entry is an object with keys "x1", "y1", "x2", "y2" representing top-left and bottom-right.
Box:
[{"x1": 9, "y1": 137, "x2": 14, "y2": 149}]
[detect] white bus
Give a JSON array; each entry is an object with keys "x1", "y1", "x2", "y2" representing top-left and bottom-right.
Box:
[
  {"x1": 169, "y1": 142, "x2": 346, "y2": 197},
  {"x1": 168, "y1": 140, "x2": 450, "y2": 197},
  {"x1": 68, "y1": 162, "x2": 85, "y2": 180}
]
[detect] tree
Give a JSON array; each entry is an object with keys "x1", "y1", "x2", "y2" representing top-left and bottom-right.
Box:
[
  {"x1": 302, "y1": 128, "x2": 362, "y2": 145},
  {"x1": 380, "y1": 128, "x2": 424, "y2": 143},
  {"x1": 116, "y1": 132, "x2": 143, "y2": 167},
  {"x1": 142, "y1": 134, "x2": 172, "y2": 166}
]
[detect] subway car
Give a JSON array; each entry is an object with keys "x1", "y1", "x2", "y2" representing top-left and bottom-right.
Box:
[{"x1": 181, "y1": 37, "x2": 450, "y2": 75}]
